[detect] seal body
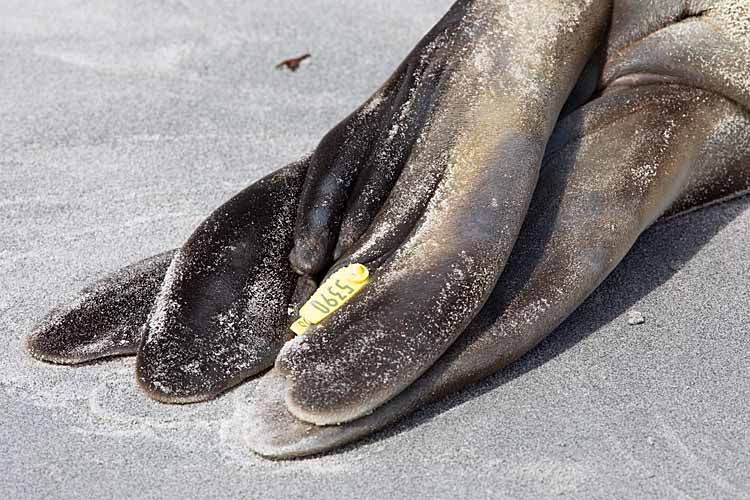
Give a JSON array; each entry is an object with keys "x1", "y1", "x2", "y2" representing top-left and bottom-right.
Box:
[{"x1": 27, "y1": 0, "x2": 750, "y2": 458}]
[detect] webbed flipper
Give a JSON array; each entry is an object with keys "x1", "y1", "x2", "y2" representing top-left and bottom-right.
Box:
[
  {"x1": 27, "y1": 250, "x2": 175, "y2": 364},
  {"x1": 290, "y1": 0, "x2": 472, "y2": 275},
  {"x1": 135, "y1": 160, "x2": 310, "y2": 403},
  {"x1": 246, "y1": 84, "x2": 750, "y2": 458},
  {"x1": 274, "y1": 0, "x2": 611, "y2": 425}
]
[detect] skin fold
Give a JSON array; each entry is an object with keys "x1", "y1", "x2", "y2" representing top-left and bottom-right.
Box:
[{"x1": 27, "y1": 0, "x2": 749, "y2": 457}]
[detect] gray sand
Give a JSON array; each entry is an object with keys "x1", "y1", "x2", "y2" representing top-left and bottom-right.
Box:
[{"x1": 1, "y1": 1, "x2": 749, "y2": 498}]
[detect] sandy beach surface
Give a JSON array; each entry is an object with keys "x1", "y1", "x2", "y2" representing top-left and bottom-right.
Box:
[{"x1": 2, "y1": 0, "x2": 749, "y2": 498}]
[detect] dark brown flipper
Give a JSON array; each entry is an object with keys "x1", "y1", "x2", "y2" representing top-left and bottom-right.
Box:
[
  {"x1": 246, "y1": 84, "x2": 750, "y2": 458},
  {"x1": 276, "y1": 0, "x2": 612, "y2": 425},
  {"x1": 289, "y1": 0, "x2": 473, "y2": 276},
  {"x1": 135, "y1": 160, "x2": 309, "y2": 403},
  {"x1": 27, "y1": 251, "x2": 175, "y2": 364},
  {"x1": 29, "y1": 0, "x2": 750, "y2": 461}
]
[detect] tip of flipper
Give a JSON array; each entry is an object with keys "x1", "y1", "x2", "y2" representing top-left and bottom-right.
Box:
[
  {"x1": 26, "y1": 251, "x2": 175, "y2": 366},
  {"x1": 26, "y1": 326, "x2": 86, "y2": 365},
  {"x1": 274, "y1": 340, "x2": 366, "y2": 426},
  {"x1": 284, "y1": 390, "x2": 368, "y2": 427},
  {"x1": 243, "y1": 369, "x2": 356, "y2": 459},
  {"x1": 243, "y1": 367, "x2": 416, "y2": 459},
  {"x1": 135, "y1": 369, "x2": 223, "y2": 405},
  {"x1": 289, "y1": 236, "x2": 330, "y2": 276},
  {"x1": 135, "y1": 376, "x2": 216, "y2": 405},
  {"x1": 134, "y1": 304, "x2": 288, "y2": 404},
  {"x1": 134, "y1": 346, "x2": 253, "y2": 405},
  {"x1": 242, "y1": 370, "x2": 318, "y2": 459},
  {"x1": 26, "y1": 314, "x2": 139, "y2": 365}
]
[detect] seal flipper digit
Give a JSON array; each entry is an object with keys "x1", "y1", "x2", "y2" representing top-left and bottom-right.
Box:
[
  {"x1": 290, "y1": 0, "x2": 472, "y2": 275},
  {"x1": 331, "y1": 17, "x2": 464, "y2": 260},
  {"x1": 289, "y1": 89, "x2": 399, "y2": 276},
  {"x1": 136, "y1": 160, "x2": 309, "y2": 403},
  {"x1": 27, "y1": 250, "x2": 175, "y2": 365},
  {"x1": 246, "y1": 84, "x2": 750, "y2": 459},
  {"x1": 276, "y1": 0, "x2": 610, "y2": 426},
  {"x1": 333, "y1": 62, "x2": 449, "y2": 260}
]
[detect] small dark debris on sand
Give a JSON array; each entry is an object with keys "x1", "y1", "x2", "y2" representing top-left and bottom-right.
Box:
[{"x1": 275, "y1": 53, "x2": 312, "y2": 72}]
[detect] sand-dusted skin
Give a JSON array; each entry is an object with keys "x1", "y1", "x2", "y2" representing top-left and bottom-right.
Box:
[{"x1": 27, "y1": 0, "x2": 750, "y2": 457}]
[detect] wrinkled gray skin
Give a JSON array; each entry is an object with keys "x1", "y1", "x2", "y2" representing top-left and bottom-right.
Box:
[{"x1": 27, "y1": 0, "x2": 750, "y2": 458}]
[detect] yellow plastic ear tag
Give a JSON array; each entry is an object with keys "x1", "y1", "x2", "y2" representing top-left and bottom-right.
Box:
[{"x1": 290, "y1": 263, "x2": 369, "y2": 335}]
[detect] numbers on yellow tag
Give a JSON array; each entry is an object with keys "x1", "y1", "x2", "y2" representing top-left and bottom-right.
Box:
[
  {"x1": 290, "y1": 316, "x2": 311, "y2": 336},
  {"x1": 291, "y1": 264, "x2": 369, "y2": 335}
]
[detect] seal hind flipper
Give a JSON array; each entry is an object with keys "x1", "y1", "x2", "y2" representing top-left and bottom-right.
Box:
[
  {"x1": 135, "y1": 160, "x2": 309, "y2": 403},
  {"x1": 28, "y1": 0, "x2": 750, "y2": 459},
  {"x1": 275, "y1": 0, "x2": 610, "y2": 426},
  {"x1": 289, "y1": 0, "x2": 472, "y2": 275},
  {"x1": 246, "y1": 84, "x2": 750, "y2": 458},
  {"x1": 27, "y1": 250, "x2": 175, "y2": 364},
  {"x1": 332, "y1": 58, "x2": 449, "y2": 260}
]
